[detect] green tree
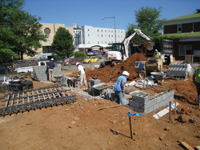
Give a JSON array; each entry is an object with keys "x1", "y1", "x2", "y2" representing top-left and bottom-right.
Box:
[
  {"x1": 0, "y1": 0, "x2": 47, "y2": 62},
  {"x1": 74, "y1": 51, "x2": 86, "y2": 60},
  {"x1": 135, "y1": 6, "x2": 165, "y2": 37},
  {"x1": 125, "y1": 23, "x2": 146, "y2": 43},
  {"x1": 52, "y1": 27, "x2": 74, "y2": 64}
]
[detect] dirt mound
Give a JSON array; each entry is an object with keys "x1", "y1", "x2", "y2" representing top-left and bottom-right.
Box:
[{"x1": 86, "y1": 53, "x2": 147, "y2": 82}]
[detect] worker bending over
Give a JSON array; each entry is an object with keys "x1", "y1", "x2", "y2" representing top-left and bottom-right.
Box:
[
  {"x1": 193, "y1": 67, "x2": 200, "y2": 105},
  {"x1": 114, "y1": 71, "x2": 129, "y2": 105},
  {"x1": 153, "y1": 49, "x2": 161, "y2": 58},
  {"x1": 76, "y1": 62, "x2": 87, "y2": 87}
]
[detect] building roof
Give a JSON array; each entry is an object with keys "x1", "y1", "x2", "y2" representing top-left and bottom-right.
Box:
[
  {"x1": 160, "y1": 32, "x2": 200, "y2": 42},
  {"x1": 162, "y1": 32, "x2": 200, "y2": 37},
  {"x1": 163, "y1": 11, "x2": 200, "y2": 25},
  {"x1": 166, "y1": 12, "x2": 200, "y2": 21}
]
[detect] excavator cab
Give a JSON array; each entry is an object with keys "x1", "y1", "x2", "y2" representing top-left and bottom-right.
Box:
[{"x1": 112, "y1": 43, "x2": 125, "y2": 57}]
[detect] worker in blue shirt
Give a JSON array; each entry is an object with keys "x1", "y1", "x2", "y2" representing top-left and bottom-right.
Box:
[
  {"x1": 47, "y1": 58, "x2": 55, "y2": 82},
  {"x1": 193, "y1": 67, "x2": 200, "y2": 105},
  {"x1": 114, "y1": 71, "x2": 129, "y2": 105}
]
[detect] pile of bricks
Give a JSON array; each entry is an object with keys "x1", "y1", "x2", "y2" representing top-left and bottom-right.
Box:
[
  {"x1": 128, "y1": 89, "x2": 174, "y2": 114},
  {"x1": 167, "y1": 64, "x2": 188, "y2": 79}
]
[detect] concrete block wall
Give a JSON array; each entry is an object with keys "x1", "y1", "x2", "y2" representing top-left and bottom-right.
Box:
[
  {"x1": 128, "y1": 89, "x2": 174, "y2": 114},
  {"x1": 33, "y1": 64, "x2": 61, "y2": 81},
  {"x1": 167, "y1": 64, "x2": 188, "y2": 79}
]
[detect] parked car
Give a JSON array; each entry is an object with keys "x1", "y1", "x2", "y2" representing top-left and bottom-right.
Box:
[
  {"x1": 83, "y1": 56, "x2": 99, "y2": 63},
  {"x1": 94, "y1": 54, "x2": 102, "y2": 59},
  {"x1": 95, "y1": 50, "x2": 104, "y2": 55},
  {"x1": 65, "y1": 57, "x2": 83, "y2": 65},
  {"x1": 86, "y1": 51, "x2": 94, "y2": 56}
]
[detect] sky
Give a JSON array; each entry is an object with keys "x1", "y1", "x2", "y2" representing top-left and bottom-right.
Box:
[{"x1": 23, "y1": 0, "x2": 200, "y2": 32}]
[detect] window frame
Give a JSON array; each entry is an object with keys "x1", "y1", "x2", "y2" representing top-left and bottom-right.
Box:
[{"x1": 179, "y1": 45, "x2": 192, "y2": 56}]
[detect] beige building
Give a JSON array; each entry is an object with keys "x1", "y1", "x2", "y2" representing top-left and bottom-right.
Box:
[{"x1": 23, "y1": 23, "x2": 73, "y2": 60}]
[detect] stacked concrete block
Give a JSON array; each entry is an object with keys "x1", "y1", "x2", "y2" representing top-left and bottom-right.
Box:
[
  {"x1": 60, "y1": 76, "x2": 69, "y2": 86},
  {"x1": 54, "y1": 64, "x2": 62, "y2": 76},
  {"x1": 128, "y1": 89, "x2": 174, "y2": 114},
  {"x1": 33, "y1": 66, "x2": 47, "y2": 81},
  {"x1": 33, "y1": 64, "x2": 62, "y2": 82},
  {"x1": 167, "y1": 64, "x2": 188, "y2": 79}
]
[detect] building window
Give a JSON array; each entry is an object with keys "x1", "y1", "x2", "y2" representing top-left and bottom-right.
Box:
[
  {"x1": 177, "y1": 24, "x2": 182, "y2": 33},
  {"x1": 88, "y1": 29, "x2": 89, "y2": 31},
  {"x1": 44, "y1": 28, "x2": 51, "y2": 35},
  {"x1": 97, "y1": 34, "x2": 99, "y2": 37},
  {"x1": 88, "y1": 41, "x2": 90, "y2": 44},
  {"x1": 101, "y1": 30, "x2": 103, "y2": 32},
  {"x1": 97, "y1": 29, "x2": 99, "y2": 32},
  {"x1": 101, "y1": 35, "x2": 103, "y2": 37},
  {"x1": 108, "y1": 35, "x2": 110, "y2": 37},
  {"x1": 88, "y1": 34, "x2": 90, "y2": 36},
  {"x1": 105, "y1": 35, "x2": 106, "y2": 37},
  {"x1": 105, "y1": 41, "x2": 107, "y2": 44},
  {"x1": 179, "y1": 45, "x2": 192, "y2": 56},
  {"x1": 98, "y1": 41, "x2": 99, "y2": 44},
  {"x1": 111, "y1": 35, "x2": 113, "y2": 37},
  {"x1": 101, "y1": 41, "x2": 103, "y2": 44},
  {"x1": 105, "y1": 30, "x2": 106, "y2": 32}
]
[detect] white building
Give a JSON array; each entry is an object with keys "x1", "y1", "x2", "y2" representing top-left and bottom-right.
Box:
[
  {"x1": 72, "y1": 24, "x2": 82, "y2": 49},
  {"x1": 81, "y1": 25, "x2": 125, "y2": 45}
]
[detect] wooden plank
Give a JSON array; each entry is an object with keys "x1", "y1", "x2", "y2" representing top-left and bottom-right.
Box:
[{"x1": 179, "y1": 141, "x2": 194, "y2": 150}]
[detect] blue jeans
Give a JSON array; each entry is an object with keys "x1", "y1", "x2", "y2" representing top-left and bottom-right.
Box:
[
  {"x1": 197, "y1": 83, "x2": 200, "y2": 103},
  {"x1": 115, "y1": 91, "x2": 126, "y2": 105}
]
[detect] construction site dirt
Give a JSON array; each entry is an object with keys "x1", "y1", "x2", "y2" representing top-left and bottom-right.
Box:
[{"x1": 0, "y1": 53, "x2": 200, "y2": 150}]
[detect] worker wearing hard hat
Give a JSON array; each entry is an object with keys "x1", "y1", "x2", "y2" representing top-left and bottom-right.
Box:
[
  {"x1": 47, "y1": 58, "x2": 55, "y2": 82},
  {"x1": 114, "y1": 71, "x2": 129, "y2": 105},
  {"x1": 76, "y1": 62, "x2": 87, "y2": 87},
  {"x1": 153, "y1": 49, "x2": 161, "y2": 58},
  {"x1": 193, "y1": 67, "x2": 200, "y2": 105}
]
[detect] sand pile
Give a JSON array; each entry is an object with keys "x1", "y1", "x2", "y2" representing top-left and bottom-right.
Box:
[{"x1": 86, "y1": 53, "x2": 147, "y2": 82}]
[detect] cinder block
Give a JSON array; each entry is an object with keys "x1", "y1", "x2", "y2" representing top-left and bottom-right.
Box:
[
  {"x1": 129, "y1": 100, "x2": 140, "y2": 108},
  {"x1": 135, "y1": 94, "x2": 148, "y2": 103},
  {"x1": 126, "y1": 105, "x2": 135, "y2": 111},
  {"x1": 135, "y1": 108, "x2": 145, "y2": 113},
  {"x1": 139, "y1": 102, "x2": 150, "y2": 109},
  {"x1": 146, "y1": 105, "x2": 154, "y2": 114},
  {"x1": 149, "y1": 97, "x2": 157, "y2": 107},
  {"x1": 153, "y1": 103, "x2": 160, "y2": 111}
]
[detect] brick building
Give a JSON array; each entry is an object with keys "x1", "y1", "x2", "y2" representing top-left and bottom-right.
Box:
[{"x1": 163, "y1": 9, "x2": 200, "y2": 62}]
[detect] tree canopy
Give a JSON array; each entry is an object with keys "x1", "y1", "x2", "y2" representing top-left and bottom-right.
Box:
[
  {"x1": 51, "y1": 27, "x2": 74, "y2": 63},
  {"x1": 126, "y1": 6, "x2": 165, "y2": 43},
  {"x1": 0, "y1": 0, "x2": 47, "y2": 62}
]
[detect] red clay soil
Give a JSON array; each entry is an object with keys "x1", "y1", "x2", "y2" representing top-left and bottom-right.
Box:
[
  {"x1": 0, "y1": 74, "x2": 200, "y2": 150},
  {"x1": 85, "y1": 53, "x2": 147, "y2": 82}
]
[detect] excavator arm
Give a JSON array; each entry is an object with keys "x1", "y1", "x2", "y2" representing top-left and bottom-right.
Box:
[{"x1": 123, "y1": 29, "x2": 153, "y2": 59}]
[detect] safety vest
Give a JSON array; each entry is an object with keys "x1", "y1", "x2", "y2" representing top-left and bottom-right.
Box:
[
  {"x1": 195, "y1": 68, "x2": 200, "y2": 83},
  {"x1": 154, "y1": 52, "x2": 160, "y2": 58}
]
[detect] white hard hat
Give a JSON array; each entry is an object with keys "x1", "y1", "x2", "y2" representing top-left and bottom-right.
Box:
[
  {"x1": 155, "y1": 49, "x2": 158, "y2": 52},
  {"x1": 122, "y1": 71, "x2": 129, "y2": 76},
  {"x1": 76, "y1": 62, "x2": 79, "y2": 66},
  {"x1": 51, "y1": 58, "x2": 54, "y2": 61}
]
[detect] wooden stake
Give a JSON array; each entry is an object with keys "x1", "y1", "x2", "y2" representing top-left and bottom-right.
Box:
[
  {"x1": 129, "y1": 116, "x2": 133, "y2": 139},
  {"x1": 169, "y1": 102, "x2": 172, "y2": 122}
]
